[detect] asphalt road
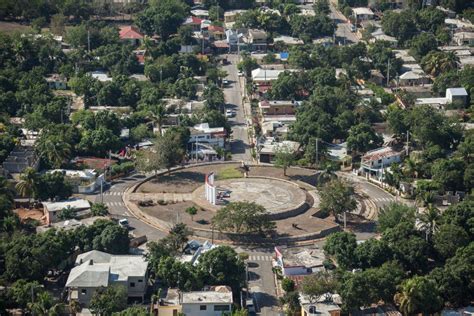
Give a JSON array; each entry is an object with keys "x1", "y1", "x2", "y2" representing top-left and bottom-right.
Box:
[
  {"x1": 93, "y1": 173, "x2": 167, "y2": 242},
  {"x1": 299, "y1": 1, "x2": 360, "y2": 45},
  {"x1": 221, "y1": 54, "x2": 252, "y2": 162}
]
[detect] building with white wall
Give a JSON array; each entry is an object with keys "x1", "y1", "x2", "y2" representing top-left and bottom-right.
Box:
[
  {"x1": 66, "y1": 250, "x2": 148, "y2": 306},
  {"x1": 181, "y1": 286, "x2": 233, "y2": 316}
]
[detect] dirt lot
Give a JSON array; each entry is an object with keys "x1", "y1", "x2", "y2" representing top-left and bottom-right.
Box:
[
  {"x1": 0, "y1": 21, "x2": 31, "y2": 34},
  {"x1": 136, "y1": 164, "x2": 318, "y2": 194},
  {"x1": 140, "y1": 200, "x2": 337, "y2": 238}
]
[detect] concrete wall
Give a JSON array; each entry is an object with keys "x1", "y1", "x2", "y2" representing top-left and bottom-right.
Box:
[{"x1": 181, "y1": 303, "x2": 232, "y2": 316}]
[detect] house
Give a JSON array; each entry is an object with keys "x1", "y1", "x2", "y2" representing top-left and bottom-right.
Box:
[
  {"x1": 444, "y1": 18, "x2": 473, "y2": 29},
  {"x1": 181, "y1": 286, "x2": 233, "y2": 316},
  {"x1": 251, "y1": 68, "x2": 294, "y2": 85},
  {"x1": 274, "y1": 246, "x2": 325, "y2": 276},
  {"x1": 261, "y1": 121, "x2": 289, "y2": 138},
  {"x1": 360, "y1": 147, "x2": 402, "y2": 176},
  {"x1": 183, "y1": 16, "x2": 204, "y2": 31},
  {"x1": 66, "y1": 250, "x2": 148, "y2": 306},
  {"x1": 369, "y1": 29, "x2": 398, "y2": 46},
  {"x1": 189, "y1": 123, "x2": 226, "y2": 148},
  {"x1": 243, "y1": 29, "x2": 267, "y2": 51},
  {"x1": 257, "y1": 138, "x2": 300, "y2": 163},
  {"x1": 312, "y1": 37, "x2": 334, "y2": 47},
  {"x1": 394, "y1": 50, "x2": 416, "y2": 64},
  {"x1": 301, "y1": 302, "x2": 341, "y2": 316},
  {"x1": 298, "y1": 8, "x2": 316, "y2": 16},
  {"x1": 273, "y1": 35, "x2": 304, "y2": 46},
  {"x1": 119, "y1": 25, "x2": 144, "y2": 46},
  {"x1": 89, "y1": 71, "x2": 112, "y2": 82},
  {"x1": 2, "y1": 145, "x2": 39, "y2": 180},
  {"x1": 155, "y1": 288, "x2": 182, "y2": 316},
  {"x1": 453, "y1": 32, "x2": 474, "y2": 46},
  {"x1": 43, "y1": 198, "x2": 91, "y2": 224},
  {"x1": 415, "y1": 87, "x2": 468, "y2": 109},
  {"x1": 47, "y1": 169, "x2": 104, "y2": 194},
  {"x1": 352, "y1": 7, "x2": 374, "y2": 22},
  {"x1": 398, "y1": 69, "x2": 430, "y2": 86},
  {"x1": 446, "y1": 87, "x2": 468, "y2": 106},
  {"x1": 191, "y1": 9, "x2": 209, "y2": 19},
  {"x1": 207, "y1": 25, "x2": 225, "y2": 40},
  {"x1": 368, "y1": 69, "x2": 385, "y2": 86},
  {"x1": 259, "y1": 100, "x2": 299, "y2": 117},
  {"x1": 45, "y1": 74, "x2": 67, "y2": 90},
  {"x1": 224, "y1": 10, "x2": 246, "y2": 28},
  {"x1": 436, "y1": 6, "x2": 456, "y2": 18}
]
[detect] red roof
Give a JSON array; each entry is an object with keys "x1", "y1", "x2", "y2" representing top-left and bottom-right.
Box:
[
  {"x1": 184, "y1": 16, "x2": 203, "y2": 25},
  {"x1": 136, "y1": 54, "x2": 145, "y2": 64},
  {"x1": 119, "y1": 26, "x2": 144, "y2": 40},
  {"x1": 208, "y1": 25, "x2": 224, "y2": 33}
]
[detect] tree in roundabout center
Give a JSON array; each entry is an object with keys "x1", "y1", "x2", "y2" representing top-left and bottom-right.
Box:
[
  {"x1": 319, "y1": 179, "x2": 357, "y2": 222},
  {"x1": 211, "y1": 201, "x2": 276, "y2": 236}
]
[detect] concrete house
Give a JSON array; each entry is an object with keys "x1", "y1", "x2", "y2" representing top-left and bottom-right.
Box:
[
  {"x1": 274, "y1": 246, "x2": 325, "y2": 276},
  {"x1": 352, "y1": 7, "x2": 374, "y2": 22},
  {"x1": 66, "y1": 250, "x2": 148, "y2": 306},
  {"x1": 45, "y1": 74, "x2": 67, "y2": 90},
  {"x1": 360, "y1": 147, "x2": 402, "y2": 176},
  {"x1": 2, "y1": 145, "x2": 39, "y2": 180},
  {"x1": 43, "y1": 198, "x2": 91, "y2": 224},
  {"x1": 181, "y1": 286, "x2": 233, "y2": 316},
  {"x1": 189, "y1": 123, "x2": 226, "y2": 148},
  {"x1": 243, "y1": 29, "x2": 268, "y2": 51},
  {"x1": 119, "y1": 26, "x2": 144, "y2": 46}
]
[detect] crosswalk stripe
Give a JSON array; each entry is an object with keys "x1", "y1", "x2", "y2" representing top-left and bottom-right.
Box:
[
  {"x1": 249, "y1": 255, "x2": 272, "y2": 262},
  {"x1": 105, "y1": 201, "x2": 124, "y2": 207}
]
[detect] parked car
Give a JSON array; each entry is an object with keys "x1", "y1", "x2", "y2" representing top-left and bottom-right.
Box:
[
  {"x1": 246, "y1": 297, "x2": 256, "y2": 313},
  {"x1": 119, "y1": 218, "x2": 129, "y2": 228},
  {"x1": 350, "y1": 24, "x2": 357, "y2": 32},
  {"x1": 223, "y1": 79, "x2": 230, "y2": 86},
  {"x1": 225, "y1": 109, "x2": 236, "y2": 118}
]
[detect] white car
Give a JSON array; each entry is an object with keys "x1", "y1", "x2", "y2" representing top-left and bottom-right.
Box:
[
  {"x1": 225, "y1": 109, "x2": 236, "y2": 118},
  {"x1": 223, "y1": 79, "x2": 230, "y2": 86},
  {"x1": 119, "y1": 218, "x2": 129, "y2": 228}
]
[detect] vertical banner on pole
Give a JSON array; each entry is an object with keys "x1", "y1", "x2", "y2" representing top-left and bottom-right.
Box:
[{"x1": 204, "y1": 173, "x2": 216, "y2": 205}]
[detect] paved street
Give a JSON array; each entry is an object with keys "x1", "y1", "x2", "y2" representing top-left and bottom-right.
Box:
[
  {"x1": 299, "y1": 0, "x2": 360, "y2": 45},
  {"x1": 221, "y1": 54, "x2": 252, "y2": 161},
  {"x1": 236, "y1": 246, "x2": 280, "y2": 316},
  {"x1": 93, "y1": 173, "x2": 167, "y2": 242}
]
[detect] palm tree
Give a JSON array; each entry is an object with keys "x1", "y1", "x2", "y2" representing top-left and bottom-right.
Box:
[
  {"x1": 402, "y1": 158, "x2": 418, "y2": 179},
  {"x1": 421, "y1": 51, "x2": 458, "y2": 77},
  {"x1": 15, "y1": 167, "x2": 39, "y2": 206},
  {"x1": 28, "y1": 291, "x2": 65, "y2": 316},
  {"x1": 316, "y1": 164, "x2": 338, "y2": 186},
  {"x1": 415, "y1": 190, "x2": 435, "y2": 207},
  {"x1": 417, "y1": 204, "x2": 441, "y2": 241},
  {"x1": 36, "y1": 136, "x2": 71, "y2": 168},
  {"x1": 147, "y1": 103, "x2": 167, "y2": 136}
]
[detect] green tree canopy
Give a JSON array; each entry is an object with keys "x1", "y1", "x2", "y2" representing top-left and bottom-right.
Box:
[{"x1": 212, "y1": 201, "x2": 276, "y2": 235}]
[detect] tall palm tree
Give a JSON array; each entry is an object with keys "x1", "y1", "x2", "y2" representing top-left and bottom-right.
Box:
[
  {"x1": 28, "y1": 291, "x2": 65, "y2": 316},
  {"x1": 15, "y1": 167, "x2": 39, "y2": 206},
  {"x1": 421, "y1": 51, "x2": 458, "y2": 77},
  {"x1": 417, "y1": 204, "x2": 441, "y2": 242},
  {"x1": 37, "y1": 136, "x2": 71, "y2": 168},
  {"x1": 403, "y1": 158, "x2": 418, "y2": 179},
  {"x1": 148, "y1": 103, "x2": 167, "y2": 136}
]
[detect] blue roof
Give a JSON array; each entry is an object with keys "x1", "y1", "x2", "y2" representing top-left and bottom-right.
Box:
[{"x1": 280, "y1": 52, "x2": 289, "y2": 59}]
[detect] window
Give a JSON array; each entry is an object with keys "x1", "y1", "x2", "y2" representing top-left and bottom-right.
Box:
[
  {"x1": 130, "y1": 282, "x2": 135, "y2": 287},
  {"x1": 214, "y1": 305, "x2": 230, "y2": 311},
  {"x1": 81, "y1": 289, "x2": 87, "y2": 295},
  {"x1": 138, "y1": 279, "x2": 143, "y2": 283},
  {"x1": 200, "y1": 305, "x2": 207, "y2": 310}
]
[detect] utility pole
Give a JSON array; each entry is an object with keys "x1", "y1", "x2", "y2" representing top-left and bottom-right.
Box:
[
  {"x1": 406, "y1": 130, "x2": 410, "y2": 156},
  {"x1": 386, "y1": 59, "x2": 390, "y2": 86},
  {"x1": 315, "y1": 138, "x2": 319, "y2": 166},
  {"x1": 87, "y1": 30, "x2": 91, "y2": 52}
]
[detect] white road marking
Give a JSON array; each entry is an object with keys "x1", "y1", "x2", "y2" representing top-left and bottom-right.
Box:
[{"x1": 249, "y1": 255, "x2": 273, "y2": 262}]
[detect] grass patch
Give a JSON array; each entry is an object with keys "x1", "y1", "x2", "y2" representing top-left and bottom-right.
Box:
[{"x1": 216, "y1": 166, "x2": 243, "y2": 180}]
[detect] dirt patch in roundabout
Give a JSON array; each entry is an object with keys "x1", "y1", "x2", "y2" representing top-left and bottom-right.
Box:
[{"x1": 130, "y1": 163, "x2": 341, "y2": 244}]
